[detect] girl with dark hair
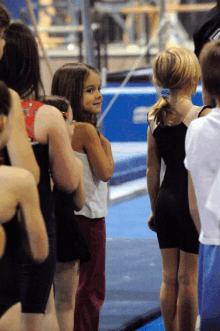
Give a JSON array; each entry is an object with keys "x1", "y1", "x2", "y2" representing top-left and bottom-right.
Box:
[
  {"x1": 0, "y1": 22, "x2": 45, "y2": 100},
  {"x1": 0, "y1": 7, "x2": 39, "y2": 182},
  {"x1": 0, "y1": 22, "x2": 82, "y2": 331},
  {"x1": 147, "y1": 46, "x2": 211, "y2": 331},
  {"x1": 52, "y1": 62, "x2": 114, "y2": 331},
  {"x1": 40, "y1": 95, "x2": 91, "y2": 331}
]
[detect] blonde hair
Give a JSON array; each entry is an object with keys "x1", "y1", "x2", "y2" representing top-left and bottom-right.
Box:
[{"x1": 150, "y1": 47, "x2": 201, "y2": 126}]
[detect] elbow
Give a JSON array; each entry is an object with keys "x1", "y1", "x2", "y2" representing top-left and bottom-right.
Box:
[
  {"x1": 31, "y1": 234, "x2": 49, "y2": 264},
  {"x1": 73, "y1": 194, "x2": 86, "y2": 211},
  {"x1": 57, "y1": 173, "x2": 81, "y2": 194},
  {"x1": 100, "y1": 167, "x2": 114, "y2": 182},
  {"x1": 100, "y1": 172, "x2": 113, "y2": 182},
  {"x1": 34, "y1": 250, "x2": 49, "y2": 264},
  {"x1": 74, "y1": 203, "x2": 84, "y2": 212}
]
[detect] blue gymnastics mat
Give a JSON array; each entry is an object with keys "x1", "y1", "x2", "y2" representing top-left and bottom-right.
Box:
[
  {"x1": 110, "y1": 142, "x2": 147, "y2": 185},
  {"x1": 99, "y1": 194, "x2": 162, "y2": 331}
]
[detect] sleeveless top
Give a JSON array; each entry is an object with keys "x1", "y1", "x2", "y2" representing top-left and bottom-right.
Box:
[
  {"x1": 74, "y1": 151, "x2": 108, "y2": 219},
  {"x1": 148, "y1": 105, "x2": 205, "y2": 170}
]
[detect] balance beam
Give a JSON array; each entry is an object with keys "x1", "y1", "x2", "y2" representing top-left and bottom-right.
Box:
[{"x1": 121, "y1": 3, "x2": 215, "y2": 14}]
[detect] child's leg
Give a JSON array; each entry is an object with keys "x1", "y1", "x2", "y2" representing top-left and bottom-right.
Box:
[
  {"x1": 160, "y1": 248, "x2": 179, "y2": 331},
  {"x1": 41, "y1": 286, "x2": 60, "y2": 331},
  {"x1": 74, "y1": 216, "x2": 106, "y2": 331},
  {"x1": 54, "y1": 260, "x2": 80, "y2": 331},
  {"x1": 177, "y1": 251, "x2": 198, "y2": 331}
]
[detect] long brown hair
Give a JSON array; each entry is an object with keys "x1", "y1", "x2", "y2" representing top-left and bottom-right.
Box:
[
  {"x1": 51, "y1": 62, "x2": 100, "y2": 127},
  {"x1": 150, "y1": 47, "x2": 201, "y2": 126},
  {"x1": 0, "y1": 22, "x2": 45, "y2": 100}
]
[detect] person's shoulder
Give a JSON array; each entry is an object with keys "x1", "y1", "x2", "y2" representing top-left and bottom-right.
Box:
[
  {"x1": 38, "y1": 104, "x2": 61, "y2": 116},
  {"x1": 8, "y1": 88, "x2": 19, "y2": 99},
  {"x1": 36, "y1": 104, "x2": 65, "y2": 128},
  {"x1": 75, "y1": 122, "x2": 98, "y2": 138}
]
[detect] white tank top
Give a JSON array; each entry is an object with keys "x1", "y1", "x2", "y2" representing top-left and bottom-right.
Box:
[{"x1": 74, "y1": 151, "x2": 108, "y2": 218}]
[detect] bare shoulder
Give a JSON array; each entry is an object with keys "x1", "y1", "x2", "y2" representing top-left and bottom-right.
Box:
[
  {"x1": 73, "y1": 122, "x2": 99, "y2": 144},
  {"x1": 35, "y1": 104, "x2": 67, "y2": 143},
  {"x1": 74, "y1": 122, "x2": 97, "y2": 136},
  {"x1": 37, "y1": 104, "x2": 63, "y2": 119},
  {"x1": 72, "y1": 122, "x2": 99, "y2": 151},
  {"x1": 8, "y1": 88, "x2": 20, "y2": 100}
]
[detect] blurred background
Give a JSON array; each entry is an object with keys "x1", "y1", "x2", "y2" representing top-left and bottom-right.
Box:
[{"x1": 2, "y1": 0, "x2": 215, "y2": 93}]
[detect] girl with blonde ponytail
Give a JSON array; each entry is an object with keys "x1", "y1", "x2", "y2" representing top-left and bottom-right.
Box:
[{"x1": 147, "y1": 46, "x2": 211, "y2": 331}]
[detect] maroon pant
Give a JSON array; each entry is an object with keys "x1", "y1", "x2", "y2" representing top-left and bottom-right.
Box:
[{"x1": 74, "y1": 216, "x2": 106, "y2": 331}]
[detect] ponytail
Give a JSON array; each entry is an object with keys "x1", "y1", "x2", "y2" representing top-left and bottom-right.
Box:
[{"x1": 150, "y1": 96, "x2": 176, "y2": 127}]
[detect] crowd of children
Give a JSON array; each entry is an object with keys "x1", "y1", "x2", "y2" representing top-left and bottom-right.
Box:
[{"x1": 0, "y1": 1, "x2": 220, "y2": 331}]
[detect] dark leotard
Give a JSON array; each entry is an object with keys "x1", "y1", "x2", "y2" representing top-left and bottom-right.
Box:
[
  {"x1": 53, "y1": 186, "x2": 91, "y2": 264},
  {"x1": 147, "y1": 106, "x2": 205, "y2": 254},
  {"x1": 0, "y1": 101, "x2": 56, "y2": 315}
]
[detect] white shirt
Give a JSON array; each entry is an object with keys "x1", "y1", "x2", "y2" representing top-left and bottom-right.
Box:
[
  {"x1": 184, "y1": 107, "x2": 220, "y2": 245},
  {"x1": 74, "y1": 151, "x2": 108, "y2": 219}
]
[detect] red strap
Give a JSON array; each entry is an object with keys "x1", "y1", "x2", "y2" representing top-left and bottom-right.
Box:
[{"x1": 22, "y1": 100, "x2": 43, "y2": 142}]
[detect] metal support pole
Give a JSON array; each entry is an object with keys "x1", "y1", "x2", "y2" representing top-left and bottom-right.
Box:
[
  {"x1": 159, "y1": 0, "x2": 166, "y2": 52},
  {"x1": 81, "y1": 0, "x2": 95, "y2": 66}
]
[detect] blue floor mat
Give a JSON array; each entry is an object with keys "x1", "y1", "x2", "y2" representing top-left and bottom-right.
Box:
[
  {"x1": 138, "y1": 317, "x2": 164, "y2": 331},
  {"x1": 99, "y1": 195, "x2": 161, "y2": 331},
  {"x1": 106, "y1": 195, "x2": 157, "y2": 240}
]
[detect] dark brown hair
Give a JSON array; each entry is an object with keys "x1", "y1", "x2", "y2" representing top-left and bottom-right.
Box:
[
  {"x1": 0, "y1": 4, "x2": 10, "y2": 30},
  {"x1": 199, "y1": 40, "x2": 220, "y2": 99},
  {"x1": 150, "y1": 46, "x2": 201, "y2": 126},
  {"x1": 51, "y1": 62, "x2": 99, "y2": 127},
  {"x1": 40, "y1": 95, "x2": 70, "y2": 120},
  {"x1": 0, "y1": 81, "x2": 11, "y2": 116},
  {"x1": 0, "y1": 22, "x2": 45, "y2": 100}
]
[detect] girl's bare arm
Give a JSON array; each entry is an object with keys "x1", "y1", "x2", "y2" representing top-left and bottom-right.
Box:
[
  {"x1": 146, "y1": 127, "x2": 161, "y2": 214},
  {"x1": 82, "y1": 123, "x2": 114, "y2": 182},
  {"x1": 6, "y1": 89, "x2": 40, "y2": 183},
  {"x1": 188, "y1": 171, "x2": 200, "y2": 233},
  {"x1": 34, "y1": 105, "x2": 80, "y2": 193},
  {"x1": 15, "y1": 168, "x2": 49, "y2": 263},
  {"x1": 72, "y1": 157, "x2": 85, "y2": 211},
  {"x1": 99, "y1": 133, "x2": 114, "y2": 174}
]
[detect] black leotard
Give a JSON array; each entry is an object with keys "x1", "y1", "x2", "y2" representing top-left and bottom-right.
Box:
[
  {"x1": 0, "y1": 143, "x2": 56, "y2": 316},
  {"x1": 148, "y1": 107, "x2": 204, "y2": 254},
  {"x1": 53, "y1": 186, "x2": 91, "y2": 264},
  {"x1": 0, "y1": 101, "x2": 56, "y2": 316}
]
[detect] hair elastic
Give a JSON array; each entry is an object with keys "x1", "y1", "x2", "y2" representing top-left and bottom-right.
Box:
[
  {"x1": 160, "y1": 88, "x2": 170, "y2": 98},
  {"x1": 62, "y1": 111, "x2": 69, "y2": 119}
]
